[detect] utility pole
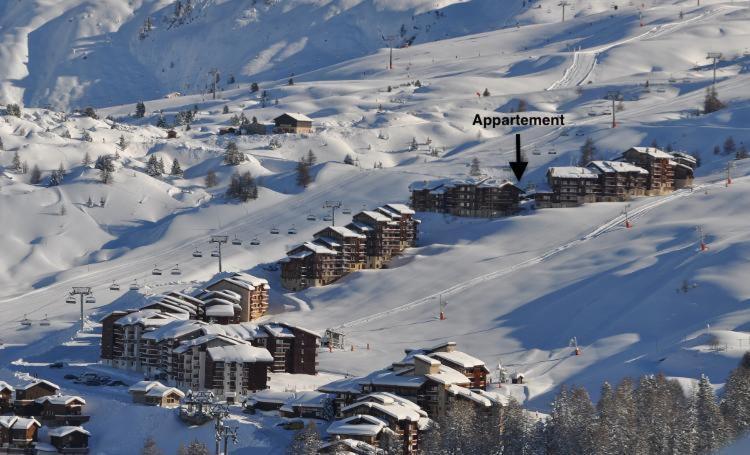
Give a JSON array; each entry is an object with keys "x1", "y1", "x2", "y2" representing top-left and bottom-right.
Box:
[
  {"x1": 706, "y1": 52, "x2": 722, "y2": 86},
  {"x1": 726, "y1": 161, "x2": 734, "y2": 186},
  {"x1": 69, "y1": 287, "x2": 93, "y2": 331},
  {"x1": 210, "y1": 235, "x2": 229, "y2": 273},
  {"x1": 324, "y1": 200, "x2": 342, "y2": 226},
  {"x1": 696, "y1": 226, "x2": 708, "y2": 251},
  {"x1": 605, "y1": 90, "x2": 622, "y2": 128},
  {"x1": 209, "y1": 68, "x2": 220, "y2": 100},
  {"x1": 623, "y1": 203, "x2": 632, "y2": 229},
  {"x1": 558, "y1": 1, "x2": 570, "y2": 22},
  {"x1": 439, "y1": 294, "x2": 447, "y2": 320}
]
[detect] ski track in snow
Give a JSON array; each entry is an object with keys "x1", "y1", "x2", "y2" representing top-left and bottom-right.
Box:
[
  {"x1": 547, "y1": 7, "x2": 730, "y2": 91},
  {"x1": 336, "y1": 180, "x2": 724, "y2": 330}
]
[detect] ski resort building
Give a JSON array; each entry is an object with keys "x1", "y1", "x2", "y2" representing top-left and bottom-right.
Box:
[
  {"x1": 621, "y1": 147, "x2": 675, "y2": 195},
  {"x1": 318, "y1": 342, "x2": 496, "y2": 421},
  {"x1": 0, "y1": 382, "x2": 14, "y2": 413},
  {"x1": 48, "y1": 426, "x2": 90, "y2": 453},
  {"x1": 534, "y1": 166, "x2": 600, "y2": 208},
  {"x1": 280, "y1": 204, "x2": 420, "y2": 290},
  {"x1": 409, "y1": 177, "x2": 523, "y2": 217},
  {"x1": 128, "y1": 381, "x2": 185, "y2": 408},
  {"x1": 203, "y1": 273, "x2": 270, "y2": 321},
  {"x1": 273, "y1": 113, "x2": 312, "y2": 133},
  {"x1": 100, "y1": 303, "x2": 320, "y2": 399},
  {"x1": 586, "y1": 160, "x2": 649, "y2": 201},
  {"x1": 0, "y1": 416, "x2": 40, "y2": 449},
  {"x1": 34, "y1": 395, "x2": 89, "y2": 426}
]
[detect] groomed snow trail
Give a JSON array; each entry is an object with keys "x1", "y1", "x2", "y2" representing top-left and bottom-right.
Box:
[
  {"x1": 336, "y1": 181, "x2": 722, "y2": 330},
  {"x1": 547, "y1": 7, "x2": 729, "y2": 90}
]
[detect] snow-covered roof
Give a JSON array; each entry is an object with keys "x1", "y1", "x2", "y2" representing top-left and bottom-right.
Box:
[
  {"x1": 215, "y1": 322, "x2": 266, "y2": 340},
  {"x1": 413, "y1": 354, "x2": 440, "y2": 366},
  {"x1": 319, "y1": 439, "x2": 382, "y2": 455},
  {"x1": 276, "y1": 112, "x2": 312, "y2": 122},
  {"x1": 48, "y1": 426, "x2": 91, "y2": 437},
  {"x1": 474, "y1": 389, "x2": 510, "y2": 406},
  {"x1": 430, "y1": 351, "x2": 486, "y2": 369},
  {"x1": 385, "y1": 203, "x2": 415, "y2": 215},
  {"x1": 446, "y1": 384, "x2": 492, "y2": 407},
  {"x1": 18, "y1": 379, "x2": 59, "y2": 391},
  {"x1": 0, "y1": 381, "x2": 14, "y2": 392},
  {"x1": 301, "y1": 241, "x2": 339, "y2": 255},
  {"x1": 141, "y1": 320, "x2": 205, "y2": 342},
  {"x1": 587, "y1": 160, "x2": 648, "y2": 174},
  {"x1": 408, "y1": 178, "x2": 453, "y2": 191},
  {"x1": 282, "y1": 391, "x2": 332, "y2": 409},
  {"x1": 209, "y1": 272, "x2": 269, "y2": 291},
  {"x1": 548, "y1": 166, "x2": 599, "y2": 179},
  {"x1": 115, "y1": 309, "x2": 182, "y2": 327},
  {"x1": 425, "y1": 365, "x2": 471, "y2": 386},
  {"x1": 344, "y1": 393, "x2": 426, "y2": 422},
  {"x1": 206, "y1": 343, "x2": 273, "y2": 363},
  {"x1": 671, "y1": 151, "x2": 697, "y2": 163},
  {"x1": 287, "y1": 250, "x2": 312, "y2": 259},
  {"x1": 347, "y1": 221, "x2": 374, "y2": 232},
  {"x1": 145, "y1": 384, "x2": 185, "y2": 399},
  {"x1": 626, "y1": 146, "x2": 673, "y2": 159},
  {"x1": 205, "y1": 304, "x2": 236, "y2": 317},
  {"x1": 245, "y1": 390, "x2": 295, "y2": 405},
  {"x1": 35, "y1": 395, "x2": 85, "y2": 406},
  {"x1": 315, "y1": 236, "x2": 342, "y2": 248},
  {"x1": 327, "y1": 415, "x2": 387, "y2": 437},
  {"x1": 318, "y1": 377, "x2": 363, "y2": 394},
  {"x1": 12, "y1": 417, "x2": 40, "y2": 430},
  {"x1": 263, "y1": 323, "x2": 295, "y2": 338},
  {"x1": 129, "y1": 381, "x2": 163, "y2": 393},
  {"x1": 359, "y1": 211, "x2": 391, "y2": 222},
  {"x1": 360, "y1": 369, "x2": 427, "y2": 388},
  {"x1": 325, "y1": 226, "x2": 367, "y2": 239},
  {"x1": 278, "y1": 322, "x2": 320, "y2": 339},
  {"x1": 0, "y1": 416, "x2": 17, "y2": 429},
  {"x1": 173, "y1": 333, "x2": 239, "y2": 353}
]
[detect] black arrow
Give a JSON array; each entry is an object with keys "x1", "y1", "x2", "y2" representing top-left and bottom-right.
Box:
[{"x1": 509, "y1": 133, "x2": 528, "y2": 181}]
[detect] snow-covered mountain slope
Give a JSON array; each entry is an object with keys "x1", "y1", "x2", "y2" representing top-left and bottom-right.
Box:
[{"x1": 1, "y1": 0, "x2": 750, "y2": 451}]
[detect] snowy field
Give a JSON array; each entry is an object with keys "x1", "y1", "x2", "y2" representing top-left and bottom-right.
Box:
[{"x1": 2, "y1": 0, "x2": 750, "y2": 452}]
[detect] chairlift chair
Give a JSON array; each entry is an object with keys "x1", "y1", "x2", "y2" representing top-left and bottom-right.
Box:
[
  {"x1": 323, "y1": 215, "x2": 332, "y2": 222},
  {"x1": 192, "y1": 248, "x2": 203, "y2": 258},
  {"x1": 250, "y1": 237, "x2": 261, "y2": 246},
  {"x1": 171, "y1": 264, "x2": 182, "y2": 275},
  {"x1": 288, "y1": 226, "x2": 297, "y2": 235},
  {"x1": 232, "y1": 235, "x2": 242, "y2": 246},
  {"x1": 40, "y1": 314, "x2": 51, "y2": 326},
  {"x1": 21, "y1": 316, "x2": 32, "y2": 327},
  {"x1": 306, "y1": 214, "x2": 317, "y2": 221},
  {"x1": 66, "y1": 295, "x2": 77, "y2": 304},
  {"x1": 152, "y1": 266, "x2": 162, "y2": 276},
  {"x1": 110, "y1": 281, "x2": 120, "y2": 291},
  {"x1": 270, "y1": 227, "x2": 280, "y2": 235},
  {"x1": 129, "y1": 281, "x2": 140, "y2": 291},
  {"x1": 342, "y1": 208, "x2": 352, "y2": 214},
  {"x1": 85, "y1": 295, "x2": 96, "y2": 304},
  {"x1": 211, "y1": 250, "x2": 220, "y2": 257}
]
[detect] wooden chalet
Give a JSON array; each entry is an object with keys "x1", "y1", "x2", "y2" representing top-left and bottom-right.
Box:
[
  {"x1": 340, "y1": 392, "x2": 429, "y2": 455},
  {"x1": 279, "y1": 391, "x2": 333, "y2": 420},
  {"x1": 48, "y1": 426, "x2": 90, "y2": 453},
  {"x1": 280, "y1": 241, "x2": 340, "y2": 291},
  {"x1": 621, "y1": 147, "x2": 674, "y2": 195},
  {"x1": 0, "y1": 381, "x2": 14, "y2": 413},
  {"x1": 204, "y1": 273, "x2": 270, "y2": 321},
  {"x1": 35, "y1": 395, "x2": 89, "y2": 426},
  {"x1": 14, "y1": 380, "x2": 60, "y2": 416},
  {"x1": 243, "y1": 390, "x2": 295, "y2": 413},
  {"x1": 535, "y1": 166, "x2": 599, "y2": 208},
  {"x1": 326, "y1": 415, "x2": 388, "y2": 448},
  {"x1": 0, "y1": 416, "x2": 41, "y2": 449},
  {"x1": 586, "y1": 160, "x2": 649, "y2": 201},
  {"x1": 128, "y1": 381, "x2": 184, "y2": 408},
  {"x1": 273, "y1": 113, "x2": 312, "y2": 134}
]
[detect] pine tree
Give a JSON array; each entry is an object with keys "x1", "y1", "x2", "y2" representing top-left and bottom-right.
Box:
[
  {"x1": 379, "y1": 428, "x2": 404, "y2": 455},
  {"x1": 409, "y1": 137, "x2": 419, "y2": 151},
  {"x1": 469, "y1": 157, "x2": 481, "y2": 176},
  {"x1": 288, "y1": 77, "x2": 294, "y2": 86},
  {"x1": 12, "y1": 151, "x2": 21, "y2": 171},
  {"x1": 170, "y1": 158, "x2": 183, "y2": 176},
  {"x1": 6, "y1": 103, "x2": 21, "y2": 117},
  {"x1": 704, "y1": 86, "x2": 725, "y2": 114},
  {"x1": 100, "y1": 168, "x2": 113, "y2": 184},
  {"x1": 146, "y1": 155, "x2": 161, "y2": 177},
  {"x1": 502, "y1": 397, "x2": 530, "y2": 455},
  {"x1": 157, "y1": 157, "x2": 165, "y2": 175},
  {"x1": 177, "y1": 439, "x2": 209, "y2": 455},
  {"x1": 29, "y1": 165, "x2": 42, "y2": 184},
  {"x1": 251, "y1": 82, "x2": 259, "y2": 93},
  {"x1": 135, "y1": 101, "x2": 146, "y2": 118},
  {"x1": 222, "y1": 105, "x2": 229, "y2": 114},
  {"x1": 117, "y1": 135, "x2": 127, "y2": 152},
  {"x1": 722, "y1": 353, "x2": 750, "y2": 437},
  {"x1": 296, "y1": 159, "x2": 311, "y2": 188},
  {"x1": 224, "y1": 141, "x2": 245, "y2": 165},
  {"x1": 0, "y1": 136, "x2": 4, "y2": 150},
  {"x1": 694, "y1": 374, "x2": 728, "y2": 454},
  {"x1": 713, "y1": 145, "x2": 721, "y2": 156},
  {"x1": 83, "y1": 152, "x2": 92, "y2": 166},
  {"x1": 724, "y1": 136, "x2": 736, "y2": 156},
  {"x1": 86, "y1": 196, "x2": 94, "y2": 207},
  {"x1": 21, "y1": 160, "x2": 28, "y2": 174},
  {"x1": 286, "y1": 421, "x2": 321, "y2": 455},
  {"x1": 205, "y1": 170, "x2": 218, "y2": 188},
  {"x1": 156, "y1": 115, "x2": 167, "y2": 128},
  {"x1": 483, "y1": 88, "x2": 491, "y2": 97},
  {"x1": 579, "y1": 137, "x2": 596, "y2": 166},
  {"x1": 141, "y1": 436, "x2": 163, "y2": 455},
  {"x1": 81, "y1": 130, "x2": 92, "y2": 142},
  {"x1": 305, "y1": 149, "x2": 317, "y2": 166},
  {"x1": 343, "y1": 153, "x2": 355, "y2": 165},
  {"x1": 83, "y1": 107, "x2": 98, "y2": 119},
  {"x1": 49, "y1": 169, "x2": 63, "y2": 187}
]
